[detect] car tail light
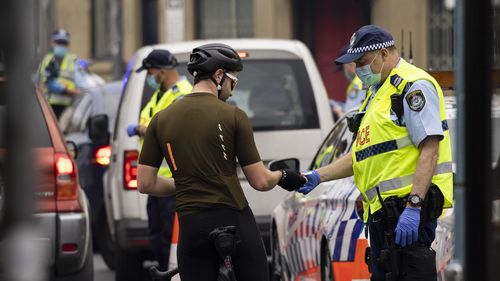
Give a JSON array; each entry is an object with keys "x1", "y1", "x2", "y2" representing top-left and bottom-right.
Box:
[
  {"x1": 95, "y1": 145, "x2": 112, "y2": 166},
  {"x1": 62, "y1": 243, "x2": 78, "y2": 252},
  {"x1": 55, "y1": 153, "x2": 81, "y2": 212},
  {"x1": 355, "y1": 195, "x2": 364, "y2": 219},
  {"x1": 124, "y1": 150, "x2": 138, "y2": 190},
  {"x1": 237, "y1": 51, "x2": 249, "y2": 58}
]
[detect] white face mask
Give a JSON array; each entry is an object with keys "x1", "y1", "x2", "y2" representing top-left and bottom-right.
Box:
[{"x1": 355, "y1": 51, "x2": 384, "y2": 86}]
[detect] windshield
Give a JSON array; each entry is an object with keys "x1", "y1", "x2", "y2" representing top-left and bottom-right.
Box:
[{"x1": 141, "y1": 59, "x2": 320, "y2": 132}]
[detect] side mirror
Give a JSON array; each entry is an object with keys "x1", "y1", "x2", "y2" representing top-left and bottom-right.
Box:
[
  {"x1": 267, "y1": 158, "x2": 300, "y2": 172},
  {"x1": 66, "y1": 140, "x2": 78, "y2": 160},
  {"x1": 88, "y1": 114, "x2": 110, "y2": 146}
]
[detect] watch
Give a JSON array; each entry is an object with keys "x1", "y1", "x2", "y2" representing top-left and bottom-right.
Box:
[{"x1": 407, "y1": 194, "x2": 424, "y2": 207}]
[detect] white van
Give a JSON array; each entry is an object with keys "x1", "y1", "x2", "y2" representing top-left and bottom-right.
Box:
[{"x1": 103, "y1": 39, "x2": 334, "y2": 280}]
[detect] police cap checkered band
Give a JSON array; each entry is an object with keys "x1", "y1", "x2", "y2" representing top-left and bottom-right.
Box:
[{"x1": 335, "y1": 25, "x2": 394, "y2": 64}]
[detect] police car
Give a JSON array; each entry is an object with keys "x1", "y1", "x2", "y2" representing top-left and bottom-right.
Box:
[{"x1": 270, "y1": 95, "x2": 500, "y2": 281}]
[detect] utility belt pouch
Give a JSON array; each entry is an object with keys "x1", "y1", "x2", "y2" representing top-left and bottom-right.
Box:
[
  {"x1": 364, "y1": 246, "x2": 373, "y2": 273},
  {"x1": 399, "y1": 246, "x2": 437, "y2": 281},
  {"x1": 422, "y1": 185, "x2": 444, "y2": 220}
]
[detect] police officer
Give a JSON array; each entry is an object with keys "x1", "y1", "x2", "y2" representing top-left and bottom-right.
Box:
[
  {"x1": 298, "y1": 25, "x2": 453, "y2": 281},
  {"x1": 36, "y1": 29, "x2": 81, "y2": 118},
  {"x1": 136, "y1": 43, "x2": 305, "y2": 281},
  {"x1": 127, "y1": 49, "x2": 192, "y2": 271}
]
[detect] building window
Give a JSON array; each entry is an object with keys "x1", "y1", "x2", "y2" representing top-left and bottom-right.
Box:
[
  {"x1": 92, "y1": 0, "x2": 112, "y2": 59},
  {"x1": 429, "y1": 0, "x2": 500, "y2": 70},
  {"x1": 195, "y1": 0, "x2": 254, "y2": 39}
]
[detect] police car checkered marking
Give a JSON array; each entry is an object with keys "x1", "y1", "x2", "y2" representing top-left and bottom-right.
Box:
[{"x1": 348, "y1": 40, "x2": 395, "y2": 54}]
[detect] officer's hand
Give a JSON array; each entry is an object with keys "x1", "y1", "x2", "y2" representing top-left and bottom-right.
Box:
[
  {"x1": 46, "y1": 79, "x2": 65, "y2": 94},
  {"x1": 395, "y1": 207, "x2": 421, "y2": 247},
  {"x1": 127, "y1": 124, "x2": 139, "y2": 137},
  {"x1": 297, "y1": 170, "x2": 321, "y2": 195},
  {"x1": 278, "y1": 169, "x2": 306, "y2": 191}
]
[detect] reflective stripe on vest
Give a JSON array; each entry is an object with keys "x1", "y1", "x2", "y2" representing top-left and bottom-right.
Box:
[
  {"x1": 355, "y1": 121, "x2": 449, "y2": 162},
  {"x1": 364, "y1": 161, "x2": 454, "y2": 201}
]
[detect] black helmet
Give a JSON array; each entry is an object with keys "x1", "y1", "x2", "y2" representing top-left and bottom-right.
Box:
[{"x1": 187, "y1": 43, "x2": 243, "y2": 76}]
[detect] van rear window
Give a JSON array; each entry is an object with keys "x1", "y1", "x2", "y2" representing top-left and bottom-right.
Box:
[{"x1": 140, "y1": 59, "x2": 320, "y2": 131}]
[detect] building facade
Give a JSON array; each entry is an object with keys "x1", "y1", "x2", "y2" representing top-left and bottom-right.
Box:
[{"x1": 34, "y1": 0, "x2": 499, "y2": 100}]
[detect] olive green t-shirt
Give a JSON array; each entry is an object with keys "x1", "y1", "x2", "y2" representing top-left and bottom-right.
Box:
[{"x1": 139, "y1": 92, "x2": 261, "y2": 216}]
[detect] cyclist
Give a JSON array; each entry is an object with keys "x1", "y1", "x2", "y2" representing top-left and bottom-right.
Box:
[{"x1": 137, "y1": 43, "x2": 305, "y2": 281}]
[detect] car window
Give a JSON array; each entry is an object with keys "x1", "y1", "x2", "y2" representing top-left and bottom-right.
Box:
[
  {"x1": 63, "y1": 94, "x2": 92, "y2": 134},
  {"x1": 140, "y1": 59, "x2": 320, "y2": 131},
  {"x1": 310, "y1": 117, "x2": 352, "y2": 170}
]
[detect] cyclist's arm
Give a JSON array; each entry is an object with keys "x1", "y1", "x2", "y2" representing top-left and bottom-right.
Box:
[
  {"x1": 137, "y1": 164, "x2": 175, "y2": 196},
  {"x1": 137, "y1": 114, "x2": 175, "y2": 196},
  {"x1": 242, "y1": 162, "x2": 282, "y2": 191}
]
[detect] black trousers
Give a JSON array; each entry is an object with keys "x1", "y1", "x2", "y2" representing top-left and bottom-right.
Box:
[
  {"x1": 367, "y1": 210, "x2": 438, "y2": 281},
  {"x1": 147, "y1": 195, "x2": 176, "y2": 271},
  {"x1": 177, "y1": 206, "x2": 269, "y2": 281}
]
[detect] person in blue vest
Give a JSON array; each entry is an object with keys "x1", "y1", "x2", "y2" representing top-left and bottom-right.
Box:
[
  {"x1": 36, "y1": 29, "x2": 82, "y2": 118},
  {"x1": 298, "y1": 25, "x2": 453, "y2": 281}
]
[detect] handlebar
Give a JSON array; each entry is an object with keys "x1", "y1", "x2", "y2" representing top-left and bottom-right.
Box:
[{"x1": 149, "y1": 266, "x2": 179, "y2": 281}]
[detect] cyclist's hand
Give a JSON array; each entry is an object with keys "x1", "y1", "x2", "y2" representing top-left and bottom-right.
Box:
[
  {"x1": 278, "y1": 169, "x2": 306, "y2": 191},
  {"x1": 127, "y1": 124, "x2": 139, "y2": 137},
  {"x1": 297, "y1": 170, "x2": 321, "y2": 195}
]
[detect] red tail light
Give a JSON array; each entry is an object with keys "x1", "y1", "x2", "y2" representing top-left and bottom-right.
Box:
[
  {"x1": 55, "y1": 153, "x2": 81, "y2": 212},
  {"x1": 95, "y1": 145, "x2": 112, "y2": 166},
  {"x1": 124, "y1": 150, "x2": 138, "y2": 190}
]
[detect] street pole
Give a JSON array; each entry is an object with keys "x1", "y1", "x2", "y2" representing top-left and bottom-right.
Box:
[{"x1": 449, "y1": 0, "x2": 494, "y2": 280}]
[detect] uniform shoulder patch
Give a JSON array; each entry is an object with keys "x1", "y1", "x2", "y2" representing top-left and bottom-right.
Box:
[{"x1": 405, "y1": 90, "x2": 426, "y2": 112}]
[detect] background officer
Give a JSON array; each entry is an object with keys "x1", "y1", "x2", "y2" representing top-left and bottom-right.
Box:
[
  {"x1": 338, "y1": 45, "x2": 366, "y2": 112},
  {"x1": 36, "y1": 29, "x2": 81, "y2": 118},
  {"x1": 127, "y1": 49, "x2": 192, "y2": 271},
  {"x1": 297, "y1": 25, "x2": 453, "y2": 280}
]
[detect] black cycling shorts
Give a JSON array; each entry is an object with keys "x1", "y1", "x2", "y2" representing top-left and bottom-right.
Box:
[{"x1": 177, "y1": 206, "x2": 269, "y2": 281}]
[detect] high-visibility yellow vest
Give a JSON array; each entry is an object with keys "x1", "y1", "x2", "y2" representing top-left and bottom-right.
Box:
[
  {"x1": 38, "y1": 53, "x2": 78, "y2": 106},
  {"x1": 352, "y1": 59, "x2": 453, "y2": 220},
  {"x1": 139, "y1": 78, "x2": 192, "y2": 178},
  {"x1": 346, "y1": 76, "x2": 363, "y2": 98}
]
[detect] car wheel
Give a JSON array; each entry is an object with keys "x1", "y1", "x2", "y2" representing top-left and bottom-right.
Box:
[
  {"x1": 115, "y1": 248, "x2": 144, "y2": 281},
  {"x1": 56, "y1": 235, "x2": 94, "y2": 281},
  {"x1": 271, "y1": 226, "x2": 289, "y2": 281},
  {"x1": 320, "y1": 239, "x2": 334, "y2": 281},
  {"x1": 96, "y1": 206, "x2": 116, "y2": 270}
]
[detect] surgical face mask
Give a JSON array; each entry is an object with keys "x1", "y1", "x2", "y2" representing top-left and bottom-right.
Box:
[
  {"x1": 53, "y1": 45, "x2": 68, "y2": 58},
  {"x1": 146, "y1": 74, "x2": 160, "y2": 89},
  {"x1": 355, "y1": 51, "x2": 384, "y2": 86}
]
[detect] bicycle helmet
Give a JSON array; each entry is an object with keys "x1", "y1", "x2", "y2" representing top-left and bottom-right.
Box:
[{"x1": 187, "y1": 43, "x2": 243, "y2": 77}]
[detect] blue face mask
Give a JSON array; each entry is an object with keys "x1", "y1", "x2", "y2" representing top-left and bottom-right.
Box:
[
  {"x1": 146, "y1": 74, "x2": 160, "y2": 89},
  {"x1": 355, "y1": 51, "x2": 384, "y2": 86},
  {"x1": 53, "y1": 45, "x2": 68, "y2": 58}
]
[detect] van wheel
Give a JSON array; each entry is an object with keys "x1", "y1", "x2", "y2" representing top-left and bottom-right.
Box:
[
  {"x1": 96, "y1": 206, "x2": 116, "y2": 270},
  {"x1": 271, "y1": 226, "x2": 289, "y2": 281},
  {"x1": 320, "y1": 240, "x2": 334, "y2": 281},
  {"x1": 115, "y1": 249, "x2": 144, "y2": 281}
]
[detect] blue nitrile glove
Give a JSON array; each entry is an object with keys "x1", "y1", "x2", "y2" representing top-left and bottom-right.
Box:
[
  {"x1": 297, "y1": 170, "x2": 321, "y2": 195},
  {"x1": 127, "y1": 124, "x2": 139, "y2": 137},
  {"x1": 395, "y1": 207, "x2": 421, "y2": 247},
  {"x1": 46, "y1": 79, "x2": 65, "y2": 93}
]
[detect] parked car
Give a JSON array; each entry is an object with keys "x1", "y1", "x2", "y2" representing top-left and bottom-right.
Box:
[
  {"x1": 270, "y1": 96, "x2": 500, "y2": 281},
  {"x1": 60, "y1": 81, "x2": 122, "y2": 270},
  {"x1": 28, "y1": 89, "x2": 93, "y2": 280},
  {"x1": 104, "y1": 39, "x2": 334, "y2": 280}
]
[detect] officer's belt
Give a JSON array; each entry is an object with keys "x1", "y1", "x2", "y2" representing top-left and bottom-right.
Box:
[
  {"x1": 355, "y1": 120, "x2": 449, "y2": 162},
  {"x1": 365, "y1": 161, "x2": 453, "y2": 201}
]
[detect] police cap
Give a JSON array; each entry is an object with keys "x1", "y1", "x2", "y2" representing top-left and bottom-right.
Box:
[{"x1": 335, "y1": 25, "x2": 394, "y2": 64}]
